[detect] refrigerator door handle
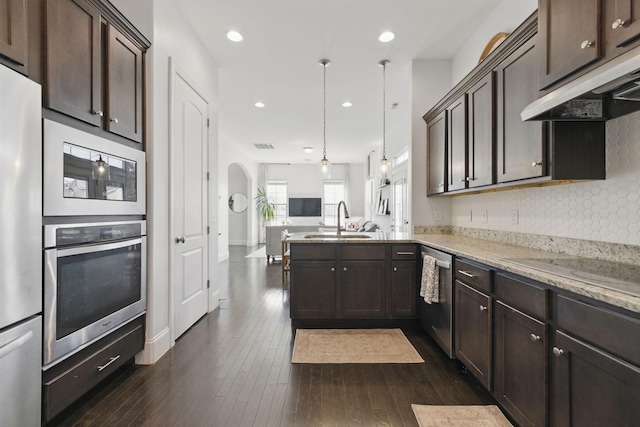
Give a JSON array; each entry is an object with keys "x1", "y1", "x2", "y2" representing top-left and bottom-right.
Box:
[{"x1": 0, "y1": 330, "x2": 34, "y2": 360}]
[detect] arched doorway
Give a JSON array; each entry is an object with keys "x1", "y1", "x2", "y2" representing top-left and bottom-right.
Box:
[{"x1": 227, "y1": 163, "x2": 251, "y2": 246}]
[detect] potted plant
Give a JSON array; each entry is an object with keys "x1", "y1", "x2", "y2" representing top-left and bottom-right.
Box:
[{"x1": 254, "y1": 186, "x2": 275, "y2": 223}]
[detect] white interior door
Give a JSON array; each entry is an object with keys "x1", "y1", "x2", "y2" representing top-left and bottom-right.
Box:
[
  {"x1": 170, "y1": 59, "x2": 209, "y2": 339},
  {"x1": 392, "y1": 171, "x2": 408, "y2": 233}
]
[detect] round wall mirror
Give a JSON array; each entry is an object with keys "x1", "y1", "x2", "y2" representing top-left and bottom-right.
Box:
[{"x1": 228, "y1": 193, "x2": 248, "y2": 213}]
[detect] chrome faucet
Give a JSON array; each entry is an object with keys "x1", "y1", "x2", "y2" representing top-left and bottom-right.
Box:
[{"x1": 336, "y1": 201, "x2": 350, "y2": 235}]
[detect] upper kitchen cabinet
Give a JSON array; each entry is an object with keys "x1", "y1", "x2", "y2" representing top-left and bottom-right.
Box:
[
  {"x1": 446, "y1": 94, "x2": 467, "y2": 192},
  {"x1": 538, "y1": 0, "x2": 601, "y2": 90},
  {"x1": 45, "y1": 0, "x2": 149, "y2": 144},
  {"x1": 467, "y1": 72, "x2": 495, "y2": 188},
  {"x1": 604, "y1": 0, "x2": 640, "y2": 49},
  {"x1": 0, "y1": 0, "x2": 27, "y2": 69},
  {"x1": 426, "y1": 110, "x2": 447, "y2": 195},
  {"x1": 496, "y1": 37, "x2": 545, "y2": 183}
]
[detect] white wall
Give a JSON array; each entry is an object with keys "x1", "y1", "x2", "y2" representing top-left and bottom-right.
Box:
[
  {"x1": 451, "y1": 0, "x2": 538, "y2": 84},
  {"x1": 217, "y1": 131, "x2": 260, "y2": 261},
  {"x1": 411, "y1": 60, "x2": 453, "y2": 228},
  {"x1": 228, "y1": 163, "x2": 249, "y2": 245},
  {"x1": 114, "y1": 0, "x2": 220, "y2": 365},
  {"x1": 266, "y1": 163, "x2": 365, "y2": 225}
]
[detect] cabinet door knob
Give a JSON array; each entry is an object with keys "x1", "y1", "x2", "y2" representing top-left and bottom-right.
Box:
[
  {"x1": 479, "y1": 305, "x2": 488, "y2": 312},
  {"x1": 531, "y1": 161, "x2": 542, "y2": 167},
  {"x1": 530, "y1": 334, "x2": 541, "y2": 342},
  {"x1": 581, "y1": 40, "x2": 594, "y2": 49},
  {"x1": 330, "y1": 267, "x2": 335, "y2": 272},
  {"x1": 393, "y1": 267, "x2": 398, "y2": 272},
  {"x1": 110, "y1": 117, "x2": 119, "y2": 124},
  {"x1": 343, "y1": 267, "x2": 347, "y2": 271},
  {"x1": 552, "y1": 347, "x2": 564, "y2": 357},
  {"x1": 612, "y1": 18, "x2": 626, "y2": 29},
  {"x1": 93, "y1": 110, "x2": 104, "y2": 117}
]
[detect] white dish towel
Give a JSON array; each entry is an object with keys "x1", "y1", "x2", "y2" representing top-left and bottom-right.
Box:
[{"x1": 420, "y1": 254, "x2": 440, "y2": 304}]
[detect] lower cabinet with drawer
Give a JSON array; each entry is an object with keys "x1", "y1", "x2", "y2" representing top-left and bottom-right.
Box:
[
  {"x1": 551, "y1": 295, "x2": 640, "y2": 427},
  {"x1": 289, "y1": 243, "x2": 418, "y2": 326},
  {"x1": 493, "y1": 272, "x2": 549, "y2": 427},
  {"x1": 454, "y1": 258, "x2": 493, "y2": 389},
  {"x1": 42, "y1": 316, "x2": 145, "y2": 422}
]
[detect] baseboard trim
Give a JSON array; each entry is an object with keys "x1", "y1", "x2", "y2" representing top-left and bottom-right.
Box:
[{"x1": 135, "y1": 326, "x2": 171, "y2": 365}]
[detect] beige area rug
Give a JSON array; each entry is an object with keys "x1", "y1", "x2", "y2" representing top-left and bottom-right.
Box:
[
  {"x1": 411, "y1": 404, "x2": 513, "y2": 427},
  {"x1": 291, "y1": 328, "x2": 424, "y2": 364}
]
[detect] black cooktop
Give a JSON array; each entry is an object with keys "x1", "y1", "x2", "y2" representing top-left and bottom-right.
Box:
[{"x1": 501, "y1": 257, "x2": 640, "y2": 298}]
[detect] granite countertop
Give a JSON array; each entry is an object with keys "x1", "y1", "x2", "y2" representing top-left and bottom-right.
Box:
[{"x1": 287, "y1": 231, "x2": 640, "y2": 314}]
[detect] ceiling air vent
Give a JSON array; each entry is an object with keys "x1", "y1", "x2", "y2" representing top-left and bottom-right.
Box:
[{"x1": 253, "y1": 143, "x2": 275, "y2": 150}]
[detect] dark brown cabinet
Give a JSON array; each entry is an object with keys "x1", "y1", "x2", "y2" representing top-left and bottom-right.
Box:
[
  {"x1": 290, "y1": 260, "x2": 337, "y2": 318},
  {"x1": 496, "y1": 36, "x2": 545, "y2": 183},
  {"x1": 427, "y1": 111, "x2": 447, "y2": 195},
  {"x1": 0, "y1": 0, "x2": 27, "y2": 69},
  {"x1": 341, "y1": 260, "x2": 386, "y2": 318},
  {"x1": 447, "y1": 94, "x2": 467, "y2": 191},
  {"x1": 467, "y1": 72, "x2": 494, "y2": 188},
  {"x1": 538, "y1": 0, "x2": 600, "y2": 90},
  {"x1": 605, "y1": 0, "x2": 640, "y2": 48},
  {"x1": 455, "y1": 280, "x2": 492, "y2": 389},
  {"x1": 390, "y1": 260, "x2": 417, "y2": 317},
  {"x1": 45, "y1": 0, "x2": 147, "y2": 143},
  {"x1": 551, "y1": 331, "x2": 640, "y2": 427},
  {"x1": 494, "y1": 301, "x2": 548, "y2": 427}
]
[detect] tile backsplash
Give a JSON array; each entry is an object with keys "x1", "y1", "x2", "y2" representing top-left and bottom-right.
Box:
[{"x1": 450, "y1": 111, "x2": 640, "y2": 246}]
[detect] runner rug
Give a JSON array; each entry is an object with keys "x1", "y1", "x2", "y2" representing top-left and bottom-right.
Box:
[
  {"x1": 411, "y1": 404, "x2": 513, "y2": 427},
  {"x1": 291, "y1": 328, "x2": 424, "y2": 364}
]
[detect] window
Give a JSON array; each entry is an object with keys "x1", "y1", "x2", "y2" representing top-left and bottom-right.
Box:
[
  {"x1": 323, "y1": 181, "x2": 345, "y2": 226},
  {"x1": 266, "y1": 181, "x2": 288, "y2": 224}
]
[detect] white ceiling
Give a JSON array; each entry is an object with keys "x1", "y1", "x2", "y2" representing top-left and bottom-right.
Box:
[{"x1": 178, "y1": 0, "x2": 502, "y2": 165}]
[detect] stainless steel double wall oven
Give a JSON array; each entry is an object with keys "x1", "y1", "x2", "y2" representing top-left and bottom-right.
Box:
[{"x1": 42, "y1": 119, "x2": 147, "y2": 368}]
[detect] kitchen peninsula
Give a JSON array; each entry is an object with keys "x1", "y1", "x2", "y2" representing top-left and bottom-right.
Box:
[{"x1": 288, "y1": 230, "x2": 640, "y2": 427}]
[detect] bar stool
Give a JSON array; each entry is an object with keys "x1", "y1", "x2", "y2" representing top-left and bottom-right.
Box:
[{"x1": 281, "y1": 230, "x2": 290, "y2": 284}]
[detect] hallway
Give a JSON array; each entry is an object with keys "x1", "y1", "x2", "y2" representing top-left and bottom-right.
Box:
[{"x1": 52, "y1": 246, "x2": 494, "y2": 426}]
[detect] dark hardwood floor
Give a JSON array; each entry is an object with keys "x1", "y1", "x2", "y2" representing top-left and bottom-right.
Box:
[{"x1": 50, "y1": 245, "x2": 495, "y2": 426}]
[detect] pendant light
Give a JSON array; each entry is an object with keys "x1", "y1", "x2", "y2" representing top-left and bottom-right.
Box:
[
  {"x1": 319, "y1": 59, "x2": 331, "y2": 176},
  {"x1": 379, "y1": 59, "x2": 390, "y2": 176}
]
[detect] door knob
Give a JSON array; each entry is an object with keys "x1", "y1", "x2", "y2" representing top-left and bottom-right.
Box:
[{"x1": 175, "y1": 236, "x2": 185, "y2": 243}]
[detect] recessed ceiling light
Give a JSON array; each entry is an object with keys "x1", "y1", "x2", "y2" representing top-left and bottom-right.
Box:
[
  {"x1": 342, "y1": 101, "x2": 352, "y2": 107},
  {"x1": 303, "y1": 147, "x2": 314, "y2": 153},
  {"x1": 226, "y1": 30, "x2": 243, "y2": 42},
  {"x1": 254, "y1": 102, "x2": 265, "y2": 108},
  {"x1": 378, "y1": 31, "x2": 395, "y2": 43}
]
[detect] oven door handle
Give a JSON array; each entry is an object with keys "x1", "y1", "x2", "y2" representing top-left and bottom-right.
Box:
[{"x1": 53, "y1": 238, "x2": 143, "y2": 257}]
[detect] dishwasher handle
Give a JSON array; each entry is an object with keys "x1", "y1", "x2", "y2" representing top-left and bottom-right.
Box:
[{"x1": 421, "y1": 251, "x2": 451, "y2": 270}]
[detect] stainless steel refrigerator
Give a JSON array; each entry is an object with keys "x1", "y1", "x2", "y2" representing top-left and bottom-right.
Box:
[{"x1": 0, "y1": 63, "x2": 42, "y2": 426}]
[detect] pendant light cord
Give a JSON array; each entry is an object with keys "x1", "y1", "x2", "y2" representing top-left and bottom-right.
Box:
[
  {"x1": 382, "y1": 60, "x2": 386, "y2": 160},
  {"x1": 323, "y1": 61, "x2": 327, "y2": 160}
]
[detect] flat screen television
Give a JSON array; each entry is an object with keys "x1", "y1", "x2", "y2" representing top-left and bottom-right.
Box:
[{"x1": 288, "y1": 197, "x2": 321, "y2": 217}]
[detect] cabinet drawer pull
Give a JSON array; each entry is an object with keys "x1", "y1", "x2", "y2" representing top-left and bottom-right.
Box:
[
  {"x1": 97, "y1": 355, "x2": 121, "y2": 372},
  {"x1": 530, "y1": 334, "x2": 541, "y2": 342},
  {"x1": 458, "y1": 270, "x2": 475, "y2": 278},
  {"x1": 396, "y1": 251, "x2": 414, "y2": 255},
  {"x1": 479, "y1": 305, "x2": 488, "y2": 312},
  {"x1": 552, "y1": 347, "x2": 564, "y2": 357},
  {"x1": 612, "y1": 18, "x2": 626, "y2": 29},
  {"x1": 580, "y1": 40, "x2": 594, "y2": 49}
]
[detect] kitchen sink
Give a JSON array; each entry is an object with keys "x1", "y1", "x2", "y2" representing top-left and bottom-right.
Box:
[{"x1": 302, "y1": 233, "x2": 372, "y2": 239}]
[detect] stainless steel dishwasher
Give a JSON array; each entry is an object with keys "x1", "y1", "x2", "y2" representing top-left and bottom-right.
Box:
[{"x1": 419, "y1": 246, "x2": 454, "y2": 358}]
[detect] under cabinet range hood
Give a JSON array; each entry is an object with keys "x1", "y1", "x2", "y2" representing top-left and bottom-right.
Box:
[{"x1": 521, "y1": 44, "x2": 640, "y2": 121}]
